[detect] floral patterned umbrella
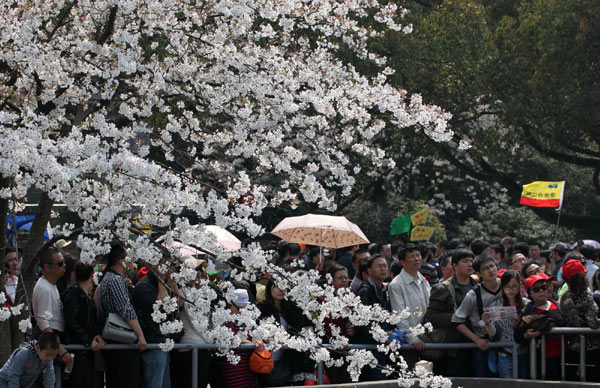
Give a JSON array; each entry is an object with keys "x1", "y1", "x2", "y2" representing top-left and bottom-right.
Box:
[{"x1": 270, "y1": 214, "x2": 369, "y2": 248}]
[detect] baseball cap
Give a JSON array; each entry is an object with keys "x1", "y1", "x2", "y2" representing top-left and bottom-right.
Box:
[
  {"x1": 551, "y1": 242, "x2": 568, "y2": 255},
  {"x1": 233, "y1": 289, "x2": 250, "y2": 307},
  {"x1": 562, "y1": 260, "x2": 586, "y2": 280},
  {"x1": 524, "y1": 273, "x2": 556, "y2": 292}
]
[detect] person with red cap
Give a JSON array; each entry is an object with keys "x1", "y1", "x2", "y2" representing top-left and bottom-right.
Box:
[
  {"x1": 559, "y1": 257, "x2": 600, "y2": 381},
  {"x1": 515, "y1": 272, "x2": 565, "y2": 380}
]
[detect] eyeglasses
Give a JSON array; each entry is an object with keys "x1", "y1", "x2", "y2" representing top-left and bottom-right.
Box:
[
  {"x1": 49, "y1": 260, "x2": 65, "y2": 267},
  {"x1": 530, "y1": 283, "x2": 548, "y2": 293},
  {"x1": 374, "y1": 264, "x2": 388, "y2": 270},
  {"x1": 479, "y1": 264, "x2": 497, "y2": 272}
]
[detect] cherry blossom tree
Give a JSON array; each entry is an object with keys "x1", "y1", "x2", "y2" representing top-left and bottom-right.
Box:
[{"x1": 1, "y1": 0, "x2": 454, "y2": 384}]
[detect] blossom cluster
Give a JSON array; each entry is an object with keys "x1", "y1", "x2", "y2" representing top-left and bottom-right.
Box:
[{"x1": 0, "y1": 0, "x2": 453, "y2": 384}]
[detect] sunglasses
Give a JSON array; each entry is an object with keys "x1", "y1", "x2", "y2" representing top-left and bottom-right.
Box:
[
  {"x1": 530, "y1": 283, "x2": 548, "y2": 293},
  {"x1": 49, "y1": 260, "x2": 65, "y2": 267}
]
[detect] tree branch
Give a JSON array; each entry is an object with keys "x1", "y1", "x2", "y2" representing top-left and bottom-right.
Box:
[
  {"x1": 435, "y1": 143, "x2": 492, "y2": 182},
  {"x1": 45, "y1": 0, "x2": 78, "y2": 42},
  {"x1": 96, "y1": 6, "x2": 118, "y2": 45},
  {"x1": 0, "y1": 177, "x2": 10, "y2": 262},
  {"x1": 22, "y1": 192, "x2": 54, "y2": 276},
  {"x1": 563, "y1": 142, "x2": 600, "y2": 158},
  {"x1": 594, "y1": 166, "x2": 600, "y2": 196},
  {"x1": 524, "y1": 126, "x2": 600, "y2": 168}
]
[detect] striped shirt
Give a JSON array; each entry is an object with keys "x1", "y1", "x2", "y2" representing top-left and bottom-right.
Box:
[
  {"x1": 221, "y1": 322, "x2": 254, "y2": 388},
  {"x1": 98, "y1": 271, "x2": 137, "y2": 321}
]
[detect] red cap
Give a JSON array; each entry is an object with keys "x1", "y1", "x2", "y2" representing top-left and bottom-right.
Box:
[
  {"x1": 497, "y1": 269, "x2": 506, "y2": 278},
  {"x1": 524, "y1": 273, "x2": 551, "y2": 292},
  {"x1": 137, "y1": 266, "x2": 149, "y2": 281},
  {"x1": 562, "y1": 260, "x2": 586, "y2": 281}
]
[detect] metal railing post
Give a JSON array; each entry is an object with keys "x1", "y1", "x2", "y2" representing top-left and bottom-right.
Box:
[
  {"x1": 560, "y1": 334, "x2": 565, "y2": 380},
  {"x1": 317, "y1": 361, "x2": 324, "y2": 385},
  {"x1": 192, "y1": 347, "x2": 198, "y2": 388},
  {"x1": 579, "y1": 335, "x2": 586, "y2": 382},
  {"x1": 529, "y1": 338, "x2": 537, "y2": 380},
  {"x1": 540, "y1": 335, "x2": 546, "y2": 380},
  {"x1": 56, "y1": 364, "x2": 62, "y2": 388},
  {"x1": 512, "y1": 343, "x2": 518, "y2": 379}
]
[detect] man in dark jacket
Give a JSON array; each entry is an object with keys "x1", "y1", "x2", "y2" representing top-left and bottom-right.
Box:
[
  {"x1": 423, "y1": 249, "x2": 477, "y2": 377},
  {"x1": 134, "y1": 269, "x2": 182, "y2": 388},
  {"x1": 355, "y1": 255, "x2": 394, "y2": 381}
]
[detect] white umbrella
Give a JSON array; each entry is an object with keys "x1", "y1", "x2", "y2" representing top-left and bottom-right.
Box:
[
  {"x1": 161, "y1": 225, "x2": 242, "y2": 256},
  {"x1": 164, "y1": 241, "x2": 203, "y2": 257},
  {"x1": 204, "y1": 225, "x2": 242, "y2": 251},
  {"x1": 270, "y1": 214, "x2": 369, "y2": 248}
]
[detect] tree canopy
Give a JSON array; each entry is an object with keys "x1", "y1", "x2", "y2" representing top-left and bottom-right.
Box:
[
  {"x1": 0, "y1": 0, "x2": 454, "y2": 382},
  {"x1": 356, "y1": 0, "x2": 600, "y2": 238}
]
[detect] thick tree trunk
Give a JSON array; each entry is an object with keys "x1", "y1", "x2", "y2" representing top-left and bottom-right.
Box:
[
  {"x1": 0, "y1": 177, "x2": 12, "y2": 364},
  {"x1": 21, "y1": 192, "x2": 54, "y2": 300},
  {"x1": 0, "y1": 191, "x2": 55, "y2": 363}
]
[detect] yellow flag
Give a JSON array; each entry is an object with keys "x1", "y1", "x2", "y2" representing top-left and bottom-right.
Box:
[
  {"x1": 520, "y1": 181, "x2": 565, "y2": 208},
  {"x1": 411, "y1": 208, "x2": 429, "y2": 226},
  {"x1": 410, "y1": 226, "x2": 435, "y2": 242}
]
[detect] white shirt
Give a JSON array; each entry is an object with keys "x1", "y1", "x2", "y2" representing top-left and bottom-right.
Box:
[
  {"x1": 4, "y1": 275, "x2": 17, "y2": 303},
  {"x1": 388, "y1": 270, "x2": 431, "y2": 344},
  {"x1": 32, "y1": 277, "x2": 65, "y2": 332},
  {"x1": 180, "y1": 308, "x2": 210, "y2": 345}
]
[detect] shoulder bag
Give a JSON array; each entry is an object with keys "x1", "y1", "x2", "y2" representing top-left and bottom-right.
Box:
[{"x1": 102, "y1": 312, "x2": 138, "y2": 344}]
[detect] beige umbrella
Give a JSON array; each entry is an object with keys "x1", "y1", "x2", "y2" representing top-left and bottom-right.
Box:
[
  {"x1": 161, "y1": 225, "x2": 242, "y2": 256},
  {"x1": 270, "y1": 214, "x2": 369, "y2": 248},
  {"x1": 204, "y1": 225, "x2": 242, "y2": 251}
]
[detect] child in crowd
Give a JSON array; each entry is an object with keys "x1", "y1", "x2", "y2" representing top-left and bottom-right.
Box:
[
  {"x1": 0, "y1": 331, "x2": 60, "y2": 388},
  {"x1": 222, "y1": 289, "x2": 260, "y2": 388}
]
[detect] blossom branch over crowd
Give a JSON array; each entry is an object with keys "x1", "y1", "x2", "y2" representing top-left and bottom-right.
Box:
[{"x1": 1, "y1": 0, "x2": 453, "y2": 385}]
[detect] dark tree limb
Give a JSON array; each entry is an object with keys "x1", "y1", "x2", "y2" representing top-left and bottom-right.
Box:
[
  {"x1": 524, "y1": 127, "x2": 600, "y2": 168},
  {"x1": 435, "y1": 143, "x2": 492, "y2": 182},
  {"x1": 564, "y1": 142, "x2": 600, "y2": 158},
  {"x1": 45, "y1": 0, "x2": 78, "y2": 42},
  {"x1": 21, "y1": 192, "x2": 54, "y2": 299},
  {"x1": 336, "y1": 181, "x2": 376, "y2": 212},
  {"x1": 594, "y1": 166, "x2": 600, "y2": 196},
  {"x1": 97, "y1": 6, "x2": 118, "y2": 45},
  {"x1": 0, "y1": 177, "x2": 10, "y2": 262}
]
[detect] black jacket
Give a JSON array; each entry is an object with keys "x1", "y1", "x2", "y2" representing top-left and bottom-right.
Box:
[
  {"x1": 257, "y1": 301, "x2": 307, "y2": 335},
  {"x1": 355, "y1": 280, "x2": 394, "y2": 344},
  {"x1": 63, "y1": 283, "x2": 97, "y2": 346},
  {"x1": 134, "y1": 274, "x2": 166, "y2": 344},
  {"x1": 515, "y1": 299, "x2": 566, "y2": 345}
]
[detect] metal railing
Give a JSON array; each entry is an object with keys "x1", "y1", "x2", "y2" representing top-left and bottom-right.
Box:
[
  {"x1": 528, "y1": 327, "x2": 600, "y2": 382},
  {"x1": 55, "y1": 327, "x2": 600, "y2": 387}
]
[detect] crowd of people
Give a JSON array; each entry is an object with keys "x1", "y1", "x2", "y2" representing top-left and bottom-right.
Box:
[{"x1": 1, "y1": 236, "x2": 600, "y2": 388}]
